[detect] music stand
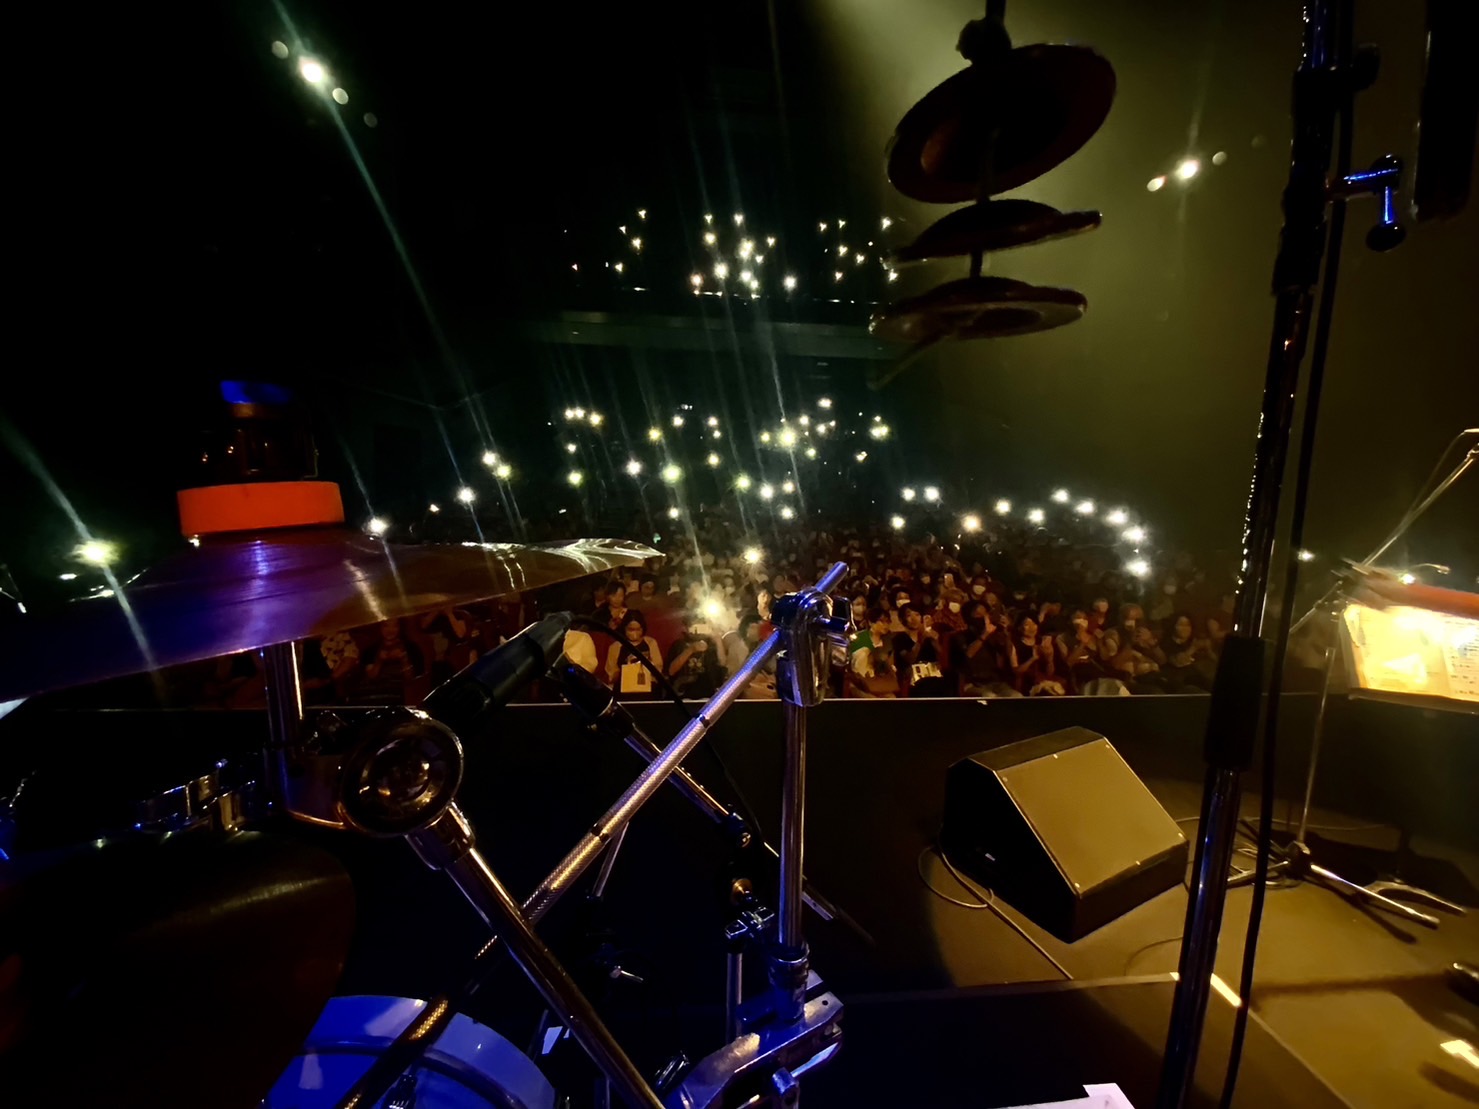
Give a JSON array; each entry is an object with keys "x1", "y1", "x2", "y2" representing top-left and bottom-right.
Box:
[{"x1": 1229, "y1": 576, "x2": 1478, "y2": 925}]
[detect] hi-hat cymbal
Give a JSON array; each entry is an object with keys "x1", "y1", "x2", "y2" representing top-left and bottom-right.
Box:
[
  {"x1": 891, "y1": 200, "x2": 1101, "y2": 263},
  {"x1": 870, "y1": 275, "x2": 1087, "y2": 347},
  {"x1": 0, "y1": 831, "x2": 355, "y2": 1109},
  {"x1": 0, "y1": 532, "x2": 657, "y2": 700},
  {"x1": 887, "y1": 44, "x2": 1115, "y2": 203}
]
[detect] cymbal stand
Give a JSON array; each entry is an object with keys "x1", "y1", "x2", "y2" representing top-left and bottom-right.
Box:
[
  {"x1": 263, "y1": 562, "x2": 851, "y2": 1109},
  {"x1": 1155, "y1": 0, "x2": 1408, "y2": 1104},
  {"x1": 1225, "y1": 441, "x2": 1476, "y2": 925}
]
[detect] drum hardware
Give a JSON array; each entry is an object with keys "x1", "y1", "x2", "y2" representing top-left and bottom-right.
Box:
[
  {"x1": 870, "y1": 0, "x2": 1111, "y2": 385},
  {"x1": 253, "y1": 564, "x2": 851, "y2": 1109},
  {"x1": 132, "y1": 760, "x2": 255, "y2": 834}
]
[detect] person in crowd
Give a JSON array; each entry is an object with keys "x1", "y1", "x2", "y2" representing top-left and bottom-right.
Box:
[
  {"x1": 595, "y1": 583, "x2": 630, "y2": 632},
  {"x1": 1012, "y1": 613, "x2": 1043, "y2": 691},
  {"x1": 605, "y1": 610, "x2": 663, "y2": 698},
  {"x1": 1159, "y1": 613, "x2": 1213, "y2": 692},
  {"x1": 301, "y1": 630, "x2": 360, "y2": 703},
  {"x1": 950, "y1": 601, "x2": 1020, "y2": 698},
  {"x1": 360, "y1": 618, "x2": 427, "y2": 704},
  {"x1": 668, "y1": 611, "x2": 725, "y2": 698},
  {"x1": 1021, "y1": 637, "x2": 1072, "y2": 696},
  {"x1": 849, "y1": 594, "x2": 870, "y2": 628},
  {"x1": 637, "y1": 575, "x2": 660, "y2": 605},
  {"x1": 1204, "y1": 614, "x2": 1228, "y2": 658},
  {"x1": 932, "y1": 588, "x2": 968, "y2": 635},
  {"x1": 1088, "y1": 597, "x2": 1111, "y2": 634},
  {"x1": 419, "y1": 606, "x2": 479, "y2": 685},
  {"x1": 889, "y1": 586, "x2": 912, "y2": 633},
  {"x1": 847, "y1": 608, "x2": 899, "y2": 697},
  {"x1": 893, "y1": 604, "x2": 949, "y2": 696}
]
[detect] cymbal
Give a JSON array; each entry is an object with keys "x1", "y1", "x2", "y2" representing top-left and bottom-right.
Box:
[
  {"x1": 0, "y1": 532, "x2": 657, "y2": 700},
  {"x1": 869, "y1": 275, "x2": 1086, "y2": 347},
  {"x1": 0, "y1": 831, "x2": 355, "y2": 1109},
  {"x1": 886, "y1": 44, "x2": 1115, "y2": 203},
  {"x1": 891, "y1": 200, "x2": 1101, "y2": 263}
]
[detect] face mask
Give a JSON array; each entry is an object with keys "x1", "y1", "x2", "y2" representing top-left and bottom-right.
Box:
[
  {"x1": 949, "y1": 602, "x2": 961, "y2": 614},
  {"x1": 920, "y1": 576, "x2": 931, "y2": 585},
  {"x1": 972, "y1": 584, "x2": 985, "y2": 595},
  {"x1": 1073, "y1": 618, "x2": 1088, "y2": 629},
  {"x1": 896, "y1": 597, "x2": 910, "y2": 609}
]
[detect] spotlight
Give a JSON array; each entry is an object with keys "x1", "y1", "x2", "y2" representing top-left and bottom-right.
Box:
[
  {"x1": 735, "y1": 474, "x2": 753, "y2": 491},
  {"x1": 661, "y1": 464, "x2": 682, "y2": 484},
  {"x1": 818, "y1": 397, "x2": 833, "y2": 409},
  {"x1": 1175, "y1": 158, "x2": 1201, "y2": 181},
  {"x1": 76, "y1": 539, "x2": 118, "y2": 566},
  {"x1": 1126, "y1": 558, "x2": 1151, "y2": 578},
  {"x1": 564, "y1": 443, "x2": 578, "y2": 454},
  {"x1": 1122, "y1": 526, "x2": 1147, "y2": 544},
  {"x1": 59, "y1": 572, "x2": 78, "y2": 581},
  {"x1": 706, "y1": 453, "x2": 721, "y2": 467},
  {"x1": 779, "y1": 505, "x2": 795, "y2": 520},
  {"x1": 428, "y1": 503, "x2": 441, "y2": 513},
  {"x1": 625, "y1": 459, "x2": 643, "y2": 477},
  {"x1": 783, "y1": 274, "x2": 797, "y2": 290},
  {"x1": 648, "y1": 427, "x2": 663, "y2": 442},
  {"x1": 804, "y1": 447, "x2": 817, "y2": 459},
  {"x1": 366, "y1": 517, "x2": 389, "y2": 536},
  {"x1": 854, "y1": 451, "x2": 868, "y2": 463},
  {"x1": 588, "y1": 411, "x2": 604, "y2": 427},
  {"x1": 667, "y1": 507, "x2": 681, "y2": 520},
  {"x1": 994, "y1": 499, "x2": 1011, "y2": 516},
  {"x1": 1075, "y1": 500, "x2": 1096, "y2": 516},
  {"x1": 1051, "y1": 488, "x2": 1070, "y2": 504},
  {"x1": 298, "y1": 58, "x2": 327, "y2": 85},
  {"x1": 890, "y1": 514, "x2": 905, "y2": 530},
  {"x1": 567, "y1": 470, "x2": 584, "y2": 487},
  {"x1": 1027, "y1": 507, "x2": 1045, "y2": 524},
  {"x1": 902, "y1": 487, "x2": 916, "y2": 502},
  {"x1": 869, "y1": 424, "x2": 890, "y2": 440},
  {"x1": 1297, "y1": 549, "x2": 1316, "y2": 562},
  {"x1": 961, "y1": 514, "x2": 982, "y2": 533},
  {"x1": 493, "y1": 463, "x2": 512, "y2": 481},
  {"x1": 923, "y1": 486, "x2": 940, "y2": 503},
  {"x1": 706, "y1": 416, "x2": 719, "y2": 427},
  {"x1": 1106, "y1": 508, "x2": 1129, "y2": 526},
  {"x1": 759, "y1": 483, "x2": 775, "y2": 500},
  {"x1": 778, "y1": 428, "x2": 798, "y2": 448},
  {"x1": 455, "y1": 487, "x2": 476, "y2": 504},
  {"x1": 743, "y1": 546, "x2": 762, "y2": 564},
  {"x1": 1146, "y1": 176, "x2": 1167, "y2": 192},
  {"x1": 781, "y1": 480, "x2": 795, "y2": 494},
  {"x1": 671, "y1": 415, "x2": 685, "y2": 428}
]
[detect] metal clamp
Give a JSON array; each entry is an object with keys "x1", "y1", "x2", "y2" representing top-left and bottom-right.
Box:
[{"x1": 1331, "y1": 154, "x2": 1405, "y2": 251}]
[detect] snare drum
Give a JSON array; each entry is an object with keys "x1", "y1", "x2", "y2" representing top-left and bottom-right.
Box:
[{"x1": 264, "y1": 995, "x2": 557, "y2": 1109}]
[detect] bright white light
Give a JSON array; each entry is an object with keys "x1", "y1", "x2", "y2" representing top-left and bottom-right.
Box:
[
  {"x1": 733, "y1": 213, "x2": 745, "y2": 226},
  {"x1": 854, "y1": 451, "x2": 868, "y2": 463},
  {"x1": 625, "y1": 459, "x2": 643, "y2": 477},
  {"x1": 838, "y1": 245, "x2": 849, "y2": 257},
  {"x1": 855, "y1": 254, "x2": 866, "y2": 265},
  {"x1": 887, "y1": 270, "x2": 899, "y2": 283},
  {"x1": 704, "y1": 213, "x2": 714, "y2": 224},
  {"x1": 456, "y1": 487, "x2": 476, "y2": 504},
  {"x1": 805, "y1": 447, "x2": 817, "y2": 459},
  {"x1": 1051, "y1": 488, "x2": 1070, "y2": 504},
  {"x1": 766, "y1": 236, "x2": 776, "y2": 247},
  {"x1": 567, "y1": 470, "x2": 584, "y2": 487},
  {"x1": 1122, "y1": 526, "x2": 1147, "y2": 544},
  {"x1": 778, "y1": 427, "x2": 798, "y2": 448},
  {"x1": 776, "y1": 505, "x2": 794, "y2": 521},
  {"x1": 298, "y1": 58, "x2": 327, "y2": 85},
  {"x1": 818, "y1": 397, "x2": 833, "y2": 409},
  {"x1": 331, "y1": 87, "x2": 349, "y2": 105},
  {"x1": 671, "y1": 415, "x2": 684, "y2": 428},
  {"x1": 494, "y1": 463, "x2": 512, "y2": 481},
  {"x1": 738, "y1": 239, "x2": 754, "y2": 259},
  {"x1": 739, "y1": 269, "x2": 754, "y2": 285},
  {"x1": 798, "y1": 415, "x2": 810, "y2": 427},
  {"x1": 703, "y1": 231, "x2": 717, "y2": 246},
  {"x1": 838, "y1": 219, "x2": 846, "y2": 228},
  {"x1": 994, "y1": 499, "x2": 1012, "y2": 516},
  {"x1": 760, "y1": 431, "x2": 772, "y2": 445},
  {"x1": 759, "y1": 483, "x2": 775, "y2": 500},
  {"x1": 1126, "y1": 558, "x2": 1151, "y2": 578},
  {"x1": 667, "y1": 506, "x2": 681, "y2": 520},
  {"x1": 1027, "y1": 507, "x2": 1045, "y2": 524},
  {"x1": 1212, "y1": 151, "x2": 1228, "y2": 166},
  {"x1": 818, "y1": 222, "x2": 827, "y2": 232},
  {"x1": 702, "y1": 598, "x2": 724, "y2": 620},
  {"x1": 961, "y1": 514, "x2": 982, "y2": 533},
  {"x1": 482, "y1": 450, "x2": 500, "y2": 467},
  {"x1": 563, "y1": 407, "x2": 576, "y2": 420},
  {"x1": 881, "y1": 216, "x2": 893, "y2": 230},
  {"x1": 1175, "y1": 158, "x2": 1201, "y2": 181},
  {"x1": 648, "y1": 427, "x2": 662, "y2": 442},
  {"x1": 782, "y1": 274, "x2": 798, "y2": 291},
  {"x1": 1399, "y1": 572, "x2": 1417, "y2": 585},
  {"x1": 706, "y1": 452, "x2": 721, "y2": 467},
  {"x1": 661, "y1": 464, "x2": 682, "y2": 484},
  {"x1": 1106, "y1": 508, "x2": 1129, "y2": 526},
  {"x1": 901, "y1": 487, "x2": 916, "y2": 502},
  {"x1": 743, "y1": 546, "x2": 762, "y2": 564},
  {"x1": 573, "y1": 407, "x2": 586, "y2": 419},
  {"x1": 565, "y1": 443, "x2": 578, "y2": 454},
  {"x1": 714, "y1": 262, "x2": 729, "y2": 280},
  {"x1": 59, "y1": 572, "x2": 77, "y2": 581},
  {"x1": 782, "y1": 480, "x2": 795, "y2": 494},
  {"x1": 923, "y1": 486, "x2": 940, "y2": 503},
  {"x1": 588, "y1": 411, "x2": 604, "y2": 427},
  {"x1": 428, "y1": 503, "x2": 441, "y2": 513},
  {"x1": 833, "y1": 271, "x2": 844, "y2": 282},
  {"x1": 630, "y1": 237, "x2": 642, "y2": 252},
  {"x1": 735, "y1": 474, "x2": 753, "y2": 491},
  {"x1": 1147, "y1": 176, "x2": 1167, "y2": 192},
  {"x1": 711, "y1": 429, "x2": 722, "y2": 440},
  {"x1": 1075, "y1": 500, "x2": 1096, "y2": 516},
  {"x1": 869, "y1": 424, "x2": 890, "y2": 440},
  {"x1": 706, "y1": 415, "x2": 719, "y2": 428},
  {"x1": 1297, "y1": 549, "x2": 1316, "y2": 562},
  {"x1": 366, "y1": 517, "x2": 389, "y2": 536},
  {"x1": 890, "y1": 514, "x2": 905, "y2": 530}
]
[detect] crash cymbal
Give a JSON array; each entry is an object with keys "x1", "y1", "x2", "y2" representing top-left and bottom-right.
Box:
[
  {"x1": 0, "y1": 532, "x2": 657, "y2": 700},
  {"x1": 869, "y1": 275, "x2": 1086, "y2": 347},
  {"x1": 886, "y1": 44, "x2": 1115, "y2": 203},
  {"x1": 892, "y1": 200, "x2": 1101, "y2": 263},
  {"x1": 0, "y1": 831, "x2": 354, "y2": 1109}
]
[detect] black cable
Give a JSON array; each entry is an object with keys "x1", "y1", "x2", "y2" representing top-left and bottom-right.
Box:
[
  {"x1": 1218, "y1": 18, "x2": 1355, "y2": 1105},
  {"x1": 916, "y1": 843, "x2": 1073, "y2": 980}
]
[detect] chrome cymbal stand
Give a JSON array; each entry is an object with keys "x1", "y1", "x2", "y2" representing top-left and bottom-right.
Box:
[{"x1": 261, "y1": 562, "x2": 851, "y2": 1109}]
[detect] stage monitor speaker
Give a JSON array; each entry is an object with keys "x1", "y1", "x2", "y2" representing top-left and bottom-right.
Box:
[{"x1": 941, "y1": 727, "x2": 1188, "y2": 941}]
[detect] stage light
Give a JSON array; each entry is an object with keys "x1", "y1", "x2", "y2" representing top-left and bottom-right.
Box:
[
  {"x1": 881, "y1": 216, "x2": 893, "y2": 229},
  {"x1": 703, "y1": 231, "x2": 717, "y2": 246},
  {"x1": 482, "y1": 451, "x2": 500, "y2": 468},
  {"x1": 869, "y1": 424, "x2": 891, "y2": 440},
  {"x1": 1399, "y1": 572, "x2": 1416, "y2": 585},
  {"x1": 1075, "y1": 500, "x2": 1096, "y2": 516},
  {"x1": 573, "y1": 407, "x2": 586, "y2": 419},
  {"x1": 567, "y1": 470, "x2": 584, "y2": 487},
  {"x1": 564, "y1": 443, "x2": 578, "y2": 454},
  {"x1": 704, "y1": 213, "x2": 714, "y2": 224},
  {"x1": 1105, "y1": 508, "x2": 1129, "y2": 526},
  {"x1": 924, "y1": 486, "x2": 940, "y2": 503},
  {"x1": 834, "y1": 271, "x2": 844, "y2": 282},
  {"x1": 805, "y1": 447, "x2": 817, "y2": 459},
  {"x1": 59, "y1": 572, "x2": 77, "y2": 581},
  {"x1": 888, "y1": 270, "x2": 899, "y2": 282},
  {"x1": 819, "y1": 222, "x2": 828, "y2": 232},
  {"x1": 961, "y1": 514, "x2": 982, "y2": 533},
  {"x1": 739, "y1": 269, "x2": 754, "y2": 285},
  {"x1": 1027, "y1": 507, "x2": 1045, "y2": 524},
  {"x1": 994, "y1": 499, "x2": 1012, "y2": 516},
  {"x1": 648, "y1": 427, "x2": 662, "y2": 442},
  {"x1": 780, "y1": 274, "x2": 797, "y2": 292},
  {"x1": 661, "y1": 464, "x2": 682, "y2": 484},
  {"x1": 855, "y1": 254, "x2": 866, "y2": 266},
  {"x1": 733, "y1": 213, "x2": 745, "y2": 226},
  {"x1": 1126, "y1": 558, "x2": 1151, "y2": 578},
  {"x1": 854, "y1": 451, "x2": 868, "y2": 463},
  {"x1": 667, "y1": 506, "x2": 681, "y2": 520},
  {"x1": 759, "y1": 483, "x2": 775, "y2": 500},
  {"x1": 706, "y1": 452, "x2": 721, "y2": 467},
  {"x1": 778, "y1": 505, "x2": 795, "y2": 521},
  {"x1": 456, "y1": 487, "x2": 476, "y2": 504},
  {"x1": 706, "y1": 416, "x2": 719, "y2": 428},
  {"x1": 331, "y1": 87, "x2": 349, "y2": 105},
  {"x1": 838, "y1": 245, "x2": 848, "y2": 257},
  {"x1": 494, "y1": 463, "x2": 512, "y2": 480},
  {"x1": 778, "y1": 428, "x2": 798, "y2": 448},
  {"x1": 738, "y1": 239, "x2": 754, "y2": 259},
  {"x1": 714, "y1": 262, "x2": 729, "y2": 280},
  {"x1": 630, "y1": 237, "x2": 642, "y2": 252},
  {"x1": 1175, "y1": 158, "x2": 1200, "y2": 181},
  {"x1": 735, "y1": 474, "x2": 753, "y2": 491},
  {"x1": 900, "y1": 487, "x2": 917, "y2": 502},
  {"x1": 625, "y1": 459, "x2": 643, "y2": 477},
  {"x1": 298, "y1": 58, "x2": 327, "y2": 85},
  {"x1": 818, "y1": 397, "x2": 833, "y2": 409},
  {"x1": 366, "y1": 517, "x2": 389, "y2": 536},
  {"x1": 1297, "y1": 549, "x2": 1316, "y2": 562},
  {"x1": 838, "y1": 219, "x2": 847, "y2": 228},
  {"x1": 743, "y1": 546, "x2": 762, "y2": 564},
  {"x1": 671, "y1": 415, "x2": 684, "y2": 428},
  {"x1": 711, "y1": 429, "x2": 722, "y2": 440},
  {"x1": 782, "y1": 480, "x2": 795, "y2": 494},
  {"x1": 702, "y1": 598, "x2": 724, "y2": 621},
  {"x1": 1146, "y1": 176, "x2": 1167, "y2": 192},
  {"x1": 588, "y1": 411, "x2": 604, "y2": 427},
  {"x1": 890, "y1": 514, "x2": 905, "y2": 530},
  {"x1": 1122, "y1": 525, "x2": 1147, "y2": 544},
  {"x1": 563, "y1": 408, "x2": 577, "y2": 420},
  {"x1": 428, "y1": 503, "x2": 441, "y2": 513},
  {"x1": 270, "y1": 40, "x2": 289, "y2": 59},
  {"x1": 1052, "y1": 488, "x2": 1071, "y2": 503}
]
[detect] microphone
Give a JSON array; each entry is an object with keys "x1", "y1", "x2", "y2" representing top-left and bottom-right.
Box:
[{"x1": 423, "y1": 612, "x2": 572, "y2": 734}]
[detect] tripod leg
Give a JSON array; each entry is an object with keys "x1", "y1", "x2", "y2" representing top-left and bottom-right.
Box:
[
  {"x1": 1365, "y1": 879, "x2": 1466, "y2": 915},
  {"x1": 1309, "y1": 863, "x2": 1441, "y2": 927}
]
